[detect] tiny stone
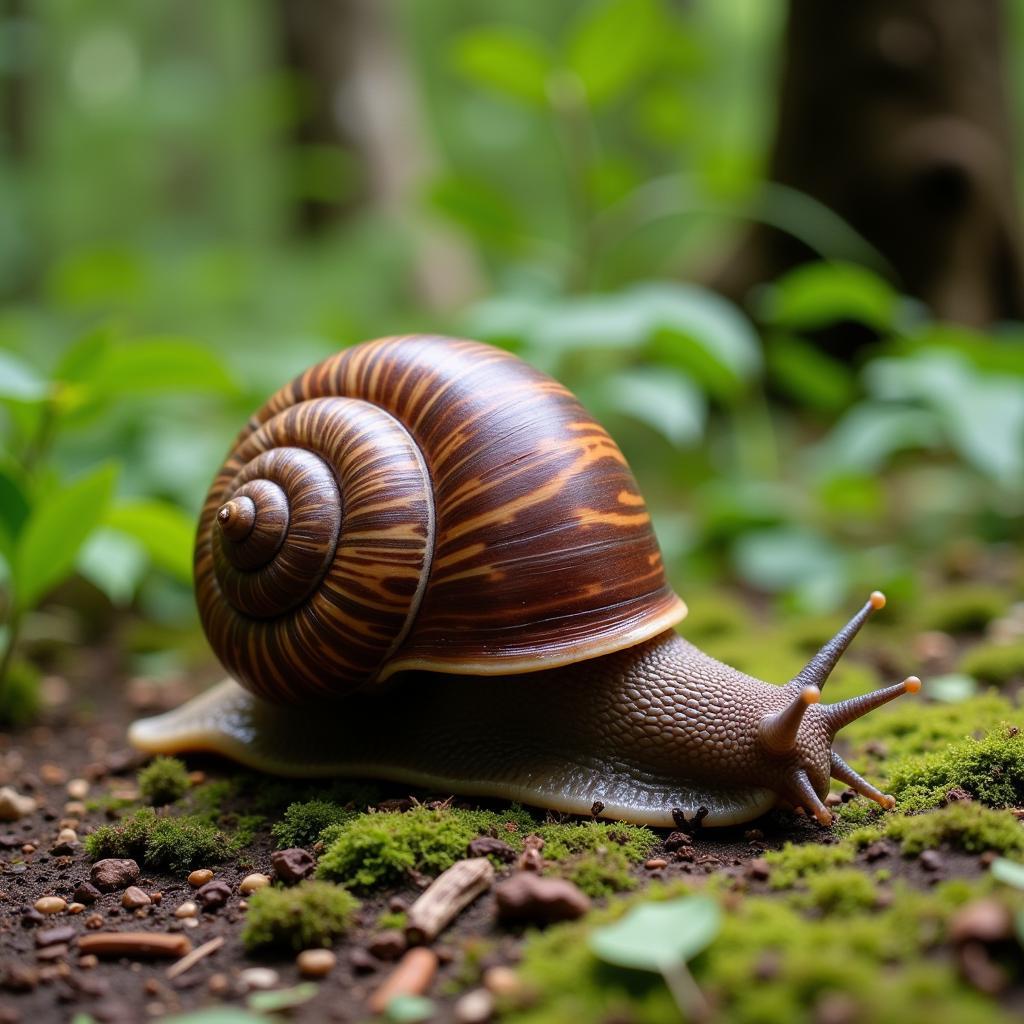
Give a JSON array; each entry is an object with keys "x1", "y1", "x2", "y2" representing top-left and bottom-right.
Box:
[
  {"x1": 239, "y1": 967, "x2": 278, "y2": 991},
  {"x1": 122, "y1": 887, "x2": 152, "y2": 910},
  {"x1": 919, "y1": 850, "x2": 943, "y2": 872},
  {"x1": 36, "y1": 926, "x2": 75, "y2": 947},
  {"x1": 40, "y1": 763, "x2": 67, "y2": 786},
  {"x1": 66, "y1": 779, "x2": 89, "y2": 801},
  {"x1": 239, "y1": 873, "x2": 270, "y2": 895},
  {"x1": 67, "y1": 903, "x2": 85, "y2": 915},
  {"x1": 864, "y1": 842, "x2": 890, "y2": 863},
  {"x1": 196, "y1": 879, "x2": 232, "y2": 911},
  {"x1": 56, "y1": 828, "x2": 78, "y2": 845},
  {"x1": 187, "y1": 770, "x2": 205, "y2": 786},
  {"x1": 663, "y1": 831, "x2": 692, "y2": 852},
  {"x1": 150, "y1": 892, "x2": 162, "y2": 904},
  {"x1": 79, "y1": 955, "x2": 99, "y2": 969},
  {"x1": 22, "y1": 843, "x2": 36, "y2": 854},
  {"x1": 495, "y1": 874, "x2": 590, "y2": 924},
  {"x1": 350, "y1": 948, "x2": 382, "y2": 973},
  {"x1": 466, "y1": 836, "x2": 517, "y2": 862},
  {"x1": 74, "y1": 882, "x2": 102, "y2": 904},
  {"x1": 978, "y1": 851, "x2": 998, "y2": 868},
  {"x1": 64, "y1": 801, "x2": 86, "y2": 817},
  {"x1": 2, "y1": 964, "x2": 39, "y2": 992},
  {"x1": 91, "y1": 859, "x2": 141, "y2": 892},
  {"x1": 0, "y1": 786, "x2": 37, "y2": 821},
  {"x1": 368, "y1": 929, "x2": 407, "y2": 961},
  {"x1": 746, "y1": 858, "x2": 771, "y2": 881},
  {"x1": 483, "y1": 965, "x2": 522, "y2": 998},
  {"x1": 271, "y1": 847, "x2": 315, "y2": 885},
  {"x1": 182, "y1": 918, "x2": 199, "y2": 929},
  {"x1": 36, "y1": 943, "x2": 69, "y2": 962},
  {"x1": 34, "y1": 897, "x2": 67, "y2": 915},
  {"x1": 297, "y1": 948, "x2": 336, "y2": 978},
  {"x1": 949, "y1": 899, "x2": 1014, "y2": 944},
  {"x1": 174, "y1": 901, "x2": 198, "y2": 919},
  {"x1": 388, "y1": 896, "x2": 409, "y2": 913},
  {"x1": 207, "y1": 973, "x2": 229, "y2": 995},
  {"x1": 84, "y1": 914, "x2": 104, "y2": 929},
  {"x1": 454, "y1": 987, "x2": 495, "y2": 1024},
  {"x1": 644, "y1": 858, "x2": 668, "y2": 870},
  {"x1": 187, "y1": 869, "x2": 213, "y2": 888}
]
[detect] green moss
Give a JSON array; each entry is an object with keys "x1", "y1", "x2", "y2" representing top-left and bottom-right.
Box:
[
  {"x1": 271, "y1": 800, "x2": 356, "y2": 848},
  {"x1": 187, "y1": 779, "x2": 237, "y2": 822},
  {"x1": 887, "y1": 724, "x2": 1024, "y2": 810},
  {"x1": 85, "y1": 807, "x2": 226, "y2": 873},
  {"x1": 508, "y1": 880, "x2": 1018, "y2": 1024},
  {"x1": 138, "y1": 756, "x2": 190, "y2": 805},
  {"x1": 764, "y1": 842, "x2": 854, "y2": 889},
  {"x1": 375, "y1": 910, "x2": 407, "y2": 931},
  {"x1": 536, "y1": 821, "x2": 656, "y2": 863},
  {"x1": 316, "y1": 805, "x2": 536, "y2": 892},
  {"x1": 677, "y1": 589, "x2": 751, "y2": 643},
  {"x1": 0, "y1": 659, "x2": 40, "y2": 727},
  {"x1": 959, "y1": 641, "x2": 1024, "y2": 687},
  {"x1": 556, "y1": 848, "x2": 637, "y2": 899},
  {"x1": 880, "y1": 804, "x2": 1024, "y2": 856},
  {"x1": 242, "y1": 881, "x2": 359, "y2": 952},
  {"x1": 919, "y1": 585, "x2": 1009, "y2": 634},
  {"x1": 798, "y1": 869, "x2": 877, "y2": 915}
]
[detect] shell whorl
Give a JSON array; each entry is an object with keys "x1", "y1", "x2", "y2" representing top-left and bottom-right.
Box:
[{"x1": 196, "y1": 335, "x2": 686, "y2": 704}]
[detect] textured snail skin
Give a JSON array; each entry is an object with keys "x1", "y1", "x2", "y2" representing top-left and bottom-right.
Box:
[{"x1": 132, "y1": 336, "x2": 921, "y2": 828}]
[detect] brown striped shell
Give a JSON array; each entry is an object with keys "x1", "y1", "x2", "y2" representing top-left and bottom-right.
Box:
[{"x1": 195, "y1": 336, "x2": 687, "y2": 704}]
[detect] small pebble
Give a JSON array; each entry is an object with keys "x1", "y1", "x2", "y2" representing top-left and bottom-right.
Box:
[
  {"x1": 297, "y1": 948, "x2": 336, "y2": 978},
  {"x1": 495, "y1": 874, "x2": 590, "y2": 924},
  {"x1": 122, "y1": 887, "x2": 152, "y2": 909},
  {"x1": 644, "y1": 858, "x2": 668, "y2": 870},
  {"x1": 239, "y1": 873, "x2": 270, "y2": 895},
  {"x1": 36, "y1": 943, "x2": 69, "y2": 961},
  {"x1": 208, "y1": 972, "x2": 229, "y2": 995},
  {"x1": 240, "y1": 967, "x2": 279, "y2": 991},
  {"x1": 67, "y1": 903, "x2": 85, "y2": 915},
  {"x1": 350, "y1": 948, "x2": 382, "y2": 973},
  {"x1": 91, "y1": 859, "x2": 141, "y2": 892},
  {"x1": 66, "y1": 779, "x2": 89, "y2": 801},
  {"x1": 196, "y1": 879, "x2": 232, "y2": 911},
  {"x1": 64, "y1": 801, "x2": 86, "y2": 817},
  {"x1": 188, "y1": 869, "x2": 214, "y2": 887},
  {"x1": 39, "y1": 763, "x2": 67, "y2": 785},
  {"x1": 174, "y1": 901, "x2": 198, "y2": 919},
  {"x1": 271, "y1": 847, "x2": 315, "y2": 885},
  {"x1": 949, "y1": 899, "x2": 1014, "y2": 944},
  {"x1": 74, "y1": 882, "x2": 102, "y2": 905},
  {"x1": 34, "y1": 897, "x2": 67, "y2": 915},
  {"x1": 454, "y1": 987, "x2": 495, "y2": 1023},
  {"x1": 746, "y1": 858, "x2": 771, "y2": 881},
  {"x1": 466, "y1": 836, "x2": 517, "y2": 863},
  {"x1": 84, "y1": 913, "x2": 104, "y2": 929},
  {"x1": 36, "y1": 925, "x2": 75, "y2": 947},
  {"x1": 22, "y1": 843, "x2": 36, "y2": 854},
  {"x1": 919, "y1": 850, "x2": 943, "y2": 872},
  {"x1": 56, "y1": 828, "x2": 78, "y2": 845},
  {"x1": 0, "y1": 786, "x2": 37, "y2": 821},
  {"x1": 368, "y1": 929, "x2": 407, "y2": 961},
  {"x1": 79, "y1": 954, "x2": 99, "y2": 969},
  {"x1": 483, "y1": 965, "x2": 523, "y2": 998}
]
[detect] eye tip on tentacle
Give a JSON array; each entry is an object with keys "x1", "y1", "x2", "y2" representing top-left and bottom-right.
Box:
[
  {"x1": 759, "y1": 685, "x2": 819, "y2": 755},
  {"x1": 824, "y1": 674, "x2": 924, "y2": 735},
  {"x1": 869, "y1": 590, "x2": 886, "y2": 610}
]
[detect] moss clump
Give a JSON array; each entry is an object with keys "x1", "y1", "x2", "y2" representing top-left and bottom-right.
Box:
[
  {"x1": 919, "y1": 585, "x2": 1009, "y2": 634},
  {"x1": 799, "y1": 869, "x2": 878, "y2": 915},
  {"x1": 138, "y1": 756, "x2": 190, "y2": 805},
  {"x1": 557, "y1": 848, "x2": 637, "y2": 899},
  {"x1": 242, "y1": 881, "x2": 359, "y2": 952},
  {"x1": 764, "y1": 841, "x2": 855, "y2": 889},
  {"x1": 0, "y1": 659, "x2": 41, "y2": 727},
  {"x1": 880, "y1": 803, "x2": 1024, "y2": 856},
  {"x1": 85, "y1": 808, "x2": 226, "y2": 873},
  {"x1": 317, "y1": 805, "x2": 535, "y2": 892},
  {"x1": 887, "y1": 724, "x2": 1024, "y2": 810},
  {"x1": 959, "y1": 641, "x2": 1024, "y2": 687},
  {"x1": 536, "y1": 822, "x2": 656, "y2": 863},
  {"x1": 508, "y1": 879, "x2": 1016, "y2": 1024},
  {"x1": 271, "y1": 800, "x2": 356, "y2": 848}
]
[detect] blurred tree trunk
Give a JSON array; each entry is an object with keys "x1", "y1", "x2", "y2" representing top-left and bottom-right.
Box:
[
  {"x1": 709, "y1": 0, "x2": 1024, "y2": 328},
  {"x1": 275, "y1": 0, "x2": 480, "y2": 310}
]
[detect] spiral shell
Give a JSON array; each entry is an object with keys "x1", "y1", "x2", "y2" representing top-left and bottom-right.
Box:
[{"x1": 195, "y1": 336, "x2": 686, "y2": 704}]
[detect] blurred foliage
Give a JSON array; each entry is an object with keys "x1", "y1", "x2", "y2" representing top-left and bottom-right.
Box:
[{"x1": 0, "y1": 0, "x2": 1022, "y2": 708}]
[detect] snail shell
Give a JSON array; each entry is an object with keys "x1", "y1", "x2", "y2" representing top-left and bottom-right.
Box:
[{"x1": 197, "y1": 336, "x2": 685, "y2": 704}]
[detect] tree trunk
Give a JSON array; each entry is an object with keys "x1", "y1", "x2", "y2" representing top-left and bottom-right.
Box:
[{"x1": 709, "y1": 0, "x2": 1024, "y2": 328}]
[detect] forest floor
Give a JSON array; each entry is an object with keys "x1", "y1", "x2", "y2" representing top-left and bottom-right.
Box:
[{"x1": 1, "y1": 576, "x2": 1023, "y2": 1024}]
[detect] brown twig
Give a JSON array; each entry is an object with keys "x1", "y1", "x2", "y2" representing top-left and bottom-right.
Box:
[
  {"x1": 166, "y1": 935, "x2": 224, "y2": 979},
  {"x1": 405, "y1": 857, "x2": 494, "y2": 946},
  {"x1": 78, "y1": 932, "x2": 192, "y2": 959}
]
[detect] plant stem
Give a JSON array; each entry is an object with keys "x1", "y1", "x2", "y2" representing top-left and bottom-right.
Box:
[
  {"x1": 660, "y1": 959, "x2": 710, "y2": 1022},
  {"x1": 0, "y1": 609, "x2": 22, "y2": 708}
]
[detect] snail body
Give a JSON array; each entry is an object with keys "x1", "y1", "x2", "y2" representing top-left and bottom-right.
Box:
[{"x1": 131, "y1": 336, "x2": 920, "y2": 827}]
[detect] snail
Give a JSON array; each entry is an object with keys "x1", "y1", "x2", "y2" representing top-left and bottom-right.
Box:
[{"x1": 130, "y1": 335, "x2": 922, "y2": 828}]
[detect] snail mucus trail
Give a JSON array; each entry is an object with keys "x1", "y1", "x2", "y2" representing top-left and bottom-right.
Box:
[{"x1": 129, "y1": 335, "x2": 922, "y2": 828}]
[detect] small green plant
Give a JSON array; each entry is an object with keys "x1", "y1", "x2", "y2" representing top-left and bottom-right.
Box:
[
  {"x1": 271, "y1": 799, "x2": 356, "y2": 848},
  {"x1": 537, "y1": 821, "x2": 657, "y2": 863},
  {"x1": 85, "y1": 807, "x2": 226, "y2": 873},
  {"x1": 800, "y1": 869, "x2": 878, "y2": 915},
  {"x1": 959, "y1": 641, "x2": 1024, "y2": 687},
  {"x1": 138, "y1": 756, "x2": 190, "y2": 805},
  {"x1": 880, "y1": 803, "x2": 1024, "y2": 856},
  {"x1": 764, "y1": 842, "x2": 855, "y2": 889},
  {"x1": 242, "y1": 881, "x2": 359, "y2": 951}
]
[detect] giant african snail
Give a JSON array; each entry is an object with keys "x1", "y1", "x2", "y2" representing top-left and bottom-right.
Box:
[{"x1": 130, "y1": 336, "x2": 922, "y2": 828}]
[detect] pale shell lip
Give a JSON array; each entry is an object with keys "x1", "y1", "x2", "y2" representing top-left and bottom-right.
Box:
[
  {"x1": 128, "y1": 668, "x2": 776, "y2": 829},
  {"x1": 379, "y1": 595, "x2": 688, "y2": 680}
]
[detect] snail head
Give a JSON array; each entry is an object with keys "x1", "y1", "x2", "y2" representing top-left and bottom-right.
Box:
[{"x1": 756, "y1": 591, "x2": 922, "y2": 826}]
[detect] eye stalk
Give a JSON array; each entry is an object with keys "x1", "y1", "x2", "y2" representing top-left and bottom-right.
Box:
[{"x1": 760, "y1": 591, "x2": 923, "y2": 826}]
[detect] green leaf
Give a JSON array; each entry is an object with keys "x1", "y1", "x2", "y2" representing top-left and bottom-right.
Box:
[
  {"x1": 600, "y1": 366, "x2": 706, "y2": 447},
  {"x1": 816, "y1": 404, "x2": 941, "y2": 475},
  {"x1": 428, "y1": 174, "x2": 524, "y2": 245},
  {"x1": 761, "y1": 261, "x2": 899, "y2": 332},
  {"x1": 384, "y1": 995, "x2": 437, "y2": 1023},
  {"x1": 0, "y1": 350, "x2": 48, "y2": 402},
  {"x1": 991, "y1": 858, "x2": 1024, "y2": 890},
  {"x1": 246, "y1": 982, "x2": 319, "y2": 1013},
  {"x1": 568, "y1": 0, "x2": 661, "y2": 106},
  {"x1": 589, "y1": 895, "x2": 721, "y2": 972},
  {"x1": 161, "y1": 1011, "x2": 266, "y2": 1024},
  {"x1": 450, "y1": 28, "x2": 552, "y2": 106},
  {"x1": 732, "y1": 527, "x2": 848, "y2": 608},
  {"x1": 77, "y1": 530, "x2": 148, "y2": 606},
  {"x1": 13, "y1": 463, "x2": 118, "y2": 610},
  {"x1": 0, "y1": 459, "x2": 31, "y2": 558},
  {"x1": 925, "y1": 673, "x2": 979, "y2": 704},
  {"x1": 86, "y1": 338, "x2": 237, "y2": 397},
  {"x1": 767, "y1": 334, "x2": 857, "y2": 414},
  {"x1": 105, "y1": 499, "x2": 195, "y2": 584}
]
